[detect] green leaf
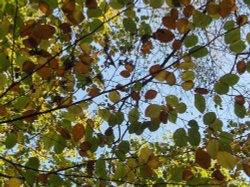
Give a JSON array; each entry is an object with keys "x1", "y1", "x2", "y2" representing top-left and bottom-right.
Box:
[
  {"x1": 244, "y1": 0, "x2": 250, "y2": 4},
  {"x1": 0, "y1": 53, "x2": 10, "y2": 71},
  {"x1": 214, "y1": 95, "x2": 222, "y2": 106},
  {"x1": 128, "y1": 107, "x2": 139, "y2": 123},
  {"x1": 181, "y1": 71, "x2": 195, "y2": 81},
  {"x1": 214, "y1": 82, "x2": 229, "y2": 95},
  {"x1": 123, "y1": 18, "x2": 137, "y2": 33},
  {"x1": 188, "y1": 128, "x2": 201, "y2": 146},
  {"x1": 230, "y1": 40, "x2": 246, "y2": 53},
  {"x1": 193, "y1": 11, "x2": 212, "y2": 28},
  {"x1": 90, "y1": 19, "x2": 103, "y2": 32},
  {"x1": 224, "y1": 20, "x2": 234, "y2": 30},
  {"x1": 194, "y1": 94, "x2": 206, "y2": 113},
  {"x1": 217, "y1": 152, "x2": 238, "y2": 170},
  {"x1": 168, "y1": 110, "x2": 177, "y2": 124},
  {"x1": 234, "y1": 102, "x2": 246, "y2": 118},
  {"x1": 110, "y1": 0, "x2": 124, "y2": 9},
  {"x1": 184, "y1": 35, "x2": 198, "y2": 47},
  {"x1": 25, "y1": 157, "x2": 40, "y2": 170},
  {"x1": 149, "y1": 0, "x2": 164, "y2": 8},
  {"x1": 109, "y1": 91, "x2": 121, "y2": 103},
  {"x1": 173, "y1": 128, "x2": 188, "y2": 147},
  {"x1": 175, "y1": 102, "x2": 187, "y2": 114},
  {"x1": 220, "y1": 73, "x2": 239, "y2": 86},
  {"x1": 166, "y1": 95, "x2": 179, "y2": 107},
  {"x1": 96, "y1": 159, "x2": 107, "y2": 178},
  {"x1": 219, "y1": 132, "x2": 233, "y2": 144},
  {"x1": 54, "y1": 135, "x2": 66, "y2": 154},
  {"x1": 203, "y1": 112, "x2": 216, "y2": 125},
  {"x1": 190, "y1": 46, "x2": 208, "y2": 58},
  {"x1": 145, "y1": 104, "x2": 161, "y2": 119},
  {"x1": 118, "y1": 141, "x2": 130, "y2": 153},
  {"x1": 206, "y1": 139, "x2": 219, "y2": 159},
  {"x1": 48, "y1": 174, "x2": 64, "y2": 186},
  {"x1": 87, "y1": 8, "x2": 102, "y2": 18},
  {"x1": 188, "y1": 120, "x2": 199, "y2": 129},
  {"x1": 224, "y1": 28, "x2": 240, "y2": 44},
  {"x1": 247, "y1": 61, "x2": 250, "y2": 73},
  {"x1": 24, "y1": 170, "x2": 37, "y2": 185},
  {"x1": 5, "y1": 133, "x2": 17, "y2": 149},
  {"x1": 147, "y1": 121, "x2": 160, "y2": 132}
]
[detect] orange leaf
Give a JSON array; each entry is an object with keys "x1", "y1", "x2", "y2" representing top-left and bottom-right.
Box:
[
  {"x1": 19, "y1": 20, "x2": 36, "y2": 37},
  {"x1": 237, "y1": 15, "x2": 248, "y2": 25},
  {"x1": 219, "y1": 0, "x2": 236, "y2": 18},
  {"x1": 149, "y1": 64, "x2": 161, "y2": 76},
  {"x1": 145, "y1": 90, "x2": 157, "y2": 100},
  {"x1": 39, "y1": 1, "x2": 52, "y2": 15},
  {"x1": 206, "y1": 2, "x2": 220, "y2": 15},
  {"x1": 195, "y1": 148, "x2": 211, "y2": 169},
  {"x1": 34, "y1": 24, "x2": 56, "y2": 39},
  {"x1": 74, "y1": 62, "x2": 91, "y2": 74},
  {"x1": 120, "y1": 70, "x2": 131, "y2": 78},
  {"x1": 66, "y1": 10, "x2": 85, "y2": 25},
  {"x1": 131, "y1": 92, "x2": 140, "y2": 101},
  {"x1": 72, "y1": 124, "x2": 85, "y2": 141},
  {"x1": 162, "y1": 16, "x2": 176, "y2": 29}
]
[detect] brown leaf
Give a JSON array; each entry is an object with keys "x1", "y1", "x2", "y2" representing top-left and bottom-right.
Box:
[
  {"x1": 80, "y1": 141, "x2": 92, "y2": 151},
  {"x1": 34, "y1": 24, "x2": 56, "y2": 40},
  {"x1": 72, "y1": 124, "x2": 85, "y2": 141},
  {"x1": 176, "y1": 18, "x2": 189, "y2": 34},
  {"x1": 162, "y1": 16, "x2": 176, "y2": 29},
  {"x1": 88, "y1": 88, "x2": 100, "y2": 97},
  {"x1": 237, "y1": 15, "x2": 248, "y2": 25},
  {"x1": 0, "y1": 105, "x2": 7, "y2": 116},
  {"x1": 149, "y1": 64, "x2": 161, "y2": 76},
  {"x1": 195, "y1": 88, "x2": 209, "y2": 94},
  {"x1": 36, "y1": 66, "x2": 52, "y2": 79},
  {"x1": 86, "y1": 0, "x2": 98, "y2": 9},
  {"x1": 206, "y1": 2, "x2": 220, "y2": 15},
  {"x1": 39, "y1": 1, "x2": 52, "y2": 15},
  {"x1": 120, "y1": 70, "x2": 131, "y2": 78},
  {"x1": 195, "y1": 148, "x2": 211, "y2": 169},
  {"x1": 59, "y1": 23, "x2": 72, "y2": 34},
  {"x1": 219, "y1": 0, "x2": 236, "y2": 18},
  {"x1": 170, "y1": 9, "x2": 178, "y2": 20},
  {"x1": 172, "y1": 39, "x2": 182, "y2": 50},
  {"x1": 86, "y1": 160, "x2": 95, "y2": 176},
  {"x1": 183, "y1": 5, "x2": 194, "y2": 18},
  {"x1": 66, "y1": 10, "x2": 85, "y2": 25},
  {"x1": 131, "y1": 92, "x2": 140, "y2": 101},
  {"x1": 236, "y1": 60, "x2": 247, "y2": 74},
  {"x1": 234, "y1": 95, "x2": 245, "y2": 105},
  {"x1": 58, "y1": 128, "x2": 71, "y2": 139},
  {"x1": 22, "y1": 61, "x2": 36, "y2": 74},
  {"x1": 19, "y1": 20, "x2": 36, "y2": 37},
  {"x1": 74, "y1": 62, "x2": 91, "y2": 74},
  {"x1": 145, "y1": 90, "x2": 157, "y2": 100},
  {"x1": 182, "y1": 169, "x2": 193, "y2": 181},
  {"x1": 154, "y1": 29, "x2": 174, "y2": 43},
  {"x1": 243, "y1": 163, "x2": 250, "y2": 177},
  {"x1": 62, "y1": 0, "x2": 76, "y2": 13},
  {"x1": 179, "y1": 0, "x2": 191, "y2": 6},
  {"x1": 212, "y1": 169, "x2": 225, "y2": 181}
]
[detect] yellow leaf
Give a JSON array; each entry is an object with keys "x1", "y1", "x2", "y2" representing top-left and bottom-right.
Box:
[
  {"x1": 206, "y1": 139, "x2": 219, "y2": 159},
  {"x1": 145, "y1": 104, "x2": 161, "y2": 119},
  {"x1": 217, "y1": 151, "x2": 238, "y2": 170},
  {"x1": 4, "y1": 178, "x2": 22, "y2": 187},
  {"x1": 147, "y1": 155, "x2": 161, "y2": 169},
  {"x1": 139, "y1": 147, "x2": 153, "y2": 163},
  {"x1": 109, "y1": 91, "x2": 121, "y2": 103}
]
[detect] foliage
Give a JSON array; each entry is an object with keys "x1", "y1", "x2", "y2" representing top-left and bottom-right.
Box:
[{"x1": 0, "y1": 0, "x2": 250, "y2": 186}]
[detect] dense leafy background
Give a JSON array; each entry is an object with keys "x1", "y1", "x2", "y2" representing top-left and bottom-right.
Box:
[{"x1": 0, "y1": 0, "x2": 250, "y2": 186}]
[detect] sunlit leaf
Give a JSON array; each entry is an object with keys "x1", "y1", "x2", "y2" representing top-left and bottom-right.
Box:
[{"x1": 217, "y1": 151, "x2": 238, "y2": 170}]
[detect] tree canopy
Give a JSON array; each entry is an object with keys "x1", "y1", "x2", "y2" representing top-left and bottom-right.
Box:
[{"x1": 1, "y1": 0, "x2": 250, "y2": 186}]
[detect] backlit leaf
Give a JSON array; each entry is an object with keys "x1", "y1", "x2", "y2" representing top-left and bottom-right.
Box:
[
  {"x1": 217, "y1": 152, "x2": 238, "y2": 170},
  {"x1": 195, "y1": 148, "x2": 211, "y2": 169},
  {"x1": 194, "y1": 94, "x2": 205, "y2": 113},
  {"x1": 173, "y1": 128, "x2": 188, "y2": 147}
]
